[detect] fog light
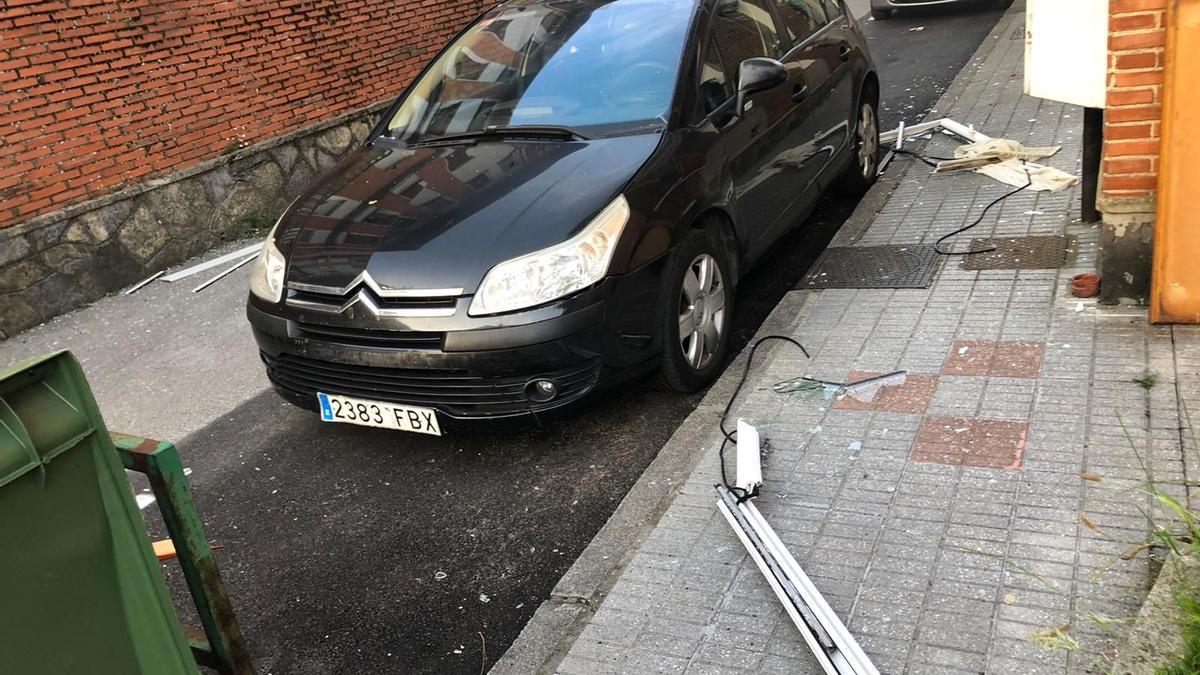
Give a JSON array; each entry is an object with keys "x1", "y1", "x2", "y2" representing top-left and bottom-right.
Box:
[{"x1": 525, "y1": 379, "x2": 558, "y2": 403}]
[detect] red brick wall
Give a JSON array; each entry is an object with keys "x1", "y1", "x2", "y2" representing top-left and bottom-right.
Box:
[
  {"x1": 1102, "y1": 0, "x2": 1166, "y2": 201},
  {"x1": 0, "y1": 0, "x2": 484, "y2": 228}
]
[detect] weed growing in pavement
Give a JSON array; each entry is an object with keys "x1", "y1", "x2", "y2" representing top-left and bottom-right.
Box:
[
  {"x1": 1134, "y1": 372, "x2": 1159, "y2": 390},
  {"x1": 1031, "y1": 624, "x2": 1080, "y2": 653},
  {"x1": 1076, "y1": 407, "x2": 1200, "y2": 672},
  {"x1": 951, "y1": 403, "x2": 1200, "y2": 670}
]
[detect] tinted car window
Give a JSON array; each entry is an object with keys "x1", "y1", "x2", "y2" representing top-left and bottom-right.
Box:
[
  {"x1": 698, "y1": 35, "x2": 733, "y2": 116},
  {"x1": 386, "y1": 0, "x2": 696, "y2": 141},
  {"x1": 711, "y1": 0, "x2": 785, "y2": 74},
  {"x1": 772, "y1": 0, "x2": 828, "y2": 43}
]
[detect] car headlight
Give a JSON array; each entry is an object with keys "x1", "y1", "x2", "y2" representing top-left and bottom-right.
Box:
[
  {"x1": 248, "y1": 221, "x2": 287, "y2": 303},
  {"x1": 469, "y1": 195, "x2": 630, "y2": 316}
]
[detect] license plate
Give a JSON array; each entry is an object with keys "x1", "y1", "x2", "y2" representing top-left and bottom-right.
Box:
[{"x1": 317, "y1": 393, "x2": 441, "y2": 436}]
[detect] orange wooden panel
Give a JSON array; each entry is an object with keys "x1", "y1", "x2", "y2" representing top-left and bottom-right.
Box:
[{"x1": 1151, "y1": 0, "x2": 1200, "y2": 323}]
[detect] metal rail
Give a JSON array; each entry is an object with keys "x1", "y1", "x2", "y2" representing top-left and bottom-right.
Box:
[
  {"x1": 716, "y1": 421, "x2": 878, "y2": 675},
  {"x1": 716, "y1": 486, "x2": 878, "y2": 675}
]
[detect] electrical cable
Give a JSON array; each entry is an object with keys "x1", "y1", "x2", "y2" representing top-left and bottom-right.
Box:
[
  {"x1": 933, "y1": 160, "x2": 1034, "y2": 256},
  {"x1": 883, "y1": 141, "x2": 1036, "y2": 257},
  {"x1": 882, "y1": 144, "x2": 956, "y2": 167},
  {"x1": 717, "y1": 335, "x2": 810, "y2": 503}
]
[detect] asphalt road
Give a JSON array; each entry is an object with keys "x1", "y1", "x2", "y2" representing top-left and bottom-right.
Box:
[{"x1": 160, "y1": 7, "x2": 1008, "y2": 673}]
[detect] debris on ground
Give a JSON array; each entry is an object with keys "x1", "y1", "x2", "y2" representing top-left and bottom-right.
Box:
[
  {"x1": 714, "y1": 419, "x2": 880, "y2": 675},
  {"x1": 192, "y1": 252, "x2": 258, "y2": 293},
  {"x1": 162, "y1": 243, "x2": 262, "y2": 282},
  {"x1": 879, "y1": 118, "x2": 1079, "y2": 192},
  {"x1": 1031, "y1": 624, "x2": 1078, "y2": 652},
  {"x1": 774, "y1": 371, "x2": 907, "y2": 404},
  {"x1": 124, "y1": 270, "x2": 165, "y2": 295},
  {"x1": 935, "y1": 138, "x2": 1079, "y2": 192}
]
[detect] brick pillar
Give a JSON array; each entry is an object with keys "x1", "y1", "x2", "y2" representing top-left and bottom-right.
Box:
[{"x1": 1097, "y1": 0, "x2": 1166, "y2": 304}]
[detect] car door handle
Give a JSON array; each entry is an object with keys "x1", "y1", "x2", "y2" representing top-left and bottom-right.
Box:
[
  {"x1": 791, "y1": 84, "x2": 809, "y2": 102},
  {"x1": 838, "y1": 42, "x2": 852, "y2": 62}
]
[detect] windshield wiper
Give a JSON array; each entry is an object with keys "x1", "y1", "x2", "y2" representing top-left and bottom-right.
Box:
[{"x1": 407, "y1": 124, "x2": 591, "y2": 146}]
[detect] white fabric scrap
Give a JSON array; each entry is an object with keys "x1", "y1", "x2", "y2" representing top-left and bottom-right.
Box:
[{"x1": 945, "y1": 138, "x2": 1080, "y2": 192}]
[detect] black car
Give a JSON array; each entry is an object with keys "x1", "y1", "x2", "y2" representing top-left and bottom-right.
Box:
[{"x1": 247, "y1": 0, "x2": 879, "y2": 435}]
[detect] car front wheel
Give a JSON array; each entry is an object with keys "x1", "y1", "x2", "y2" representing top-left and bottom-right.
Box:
[
  {"x1": 657, "y1": 228, "x2": 734, "y2": 392},
  {"x1": 837, "y1": 88, "x2": 880, "y2": 196}
]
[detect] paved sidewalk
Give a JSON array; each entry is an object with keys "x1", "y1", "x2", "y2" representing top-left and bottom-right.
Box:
[{"x1": 539, "y1": 5, "x2": 1200, "y2": 674}]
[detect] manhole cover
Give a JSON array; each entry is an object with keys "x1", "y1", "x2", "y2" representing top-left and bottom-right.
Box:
[
  {"x1": 799, "y1": 245, "x2": 941, "y2": 289},
  {"x1": 960, "y1": 235, "x2": 1069, "y2": 270}
]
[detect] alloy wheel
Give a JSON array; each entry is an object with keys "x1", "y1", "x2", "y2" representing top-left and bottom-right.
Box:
[
  {"x1": 857, "y1": 101, "x2": 878, "y2": 179},
  {"x1": 677, "y1": 253, "x2": 726, "y2": 371}
]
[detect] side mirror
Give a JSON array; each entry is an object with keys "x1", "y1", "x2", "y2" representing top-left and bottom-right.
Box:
[{"x1": 735, "y1": 58, "x2": 788, "y2": 118}]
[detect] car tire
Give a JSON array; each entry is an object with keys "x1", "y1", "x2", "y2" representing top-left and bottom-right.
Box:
[
  {"x1": 836, "y1": 84, "x2": 881, "y2": 197},
  {"x1": 870, "y1": 6, "x2": 892, "y2": 19},
  {"x1": 656, "y1": 227, "x2": 734, "y2": 393}
]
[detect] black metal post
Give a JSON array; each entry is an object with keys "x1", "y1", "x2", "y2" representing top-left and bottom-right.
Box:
[{"x1": 1081, "y1": 106, "x2": 1103, "y2": 223}]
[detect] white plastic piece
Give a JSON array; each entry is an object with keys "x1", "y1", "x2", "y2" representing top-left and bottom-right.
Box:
[
  {"x1": 735, "y1": 419, "x2": 762, "y2": 493},
  {"x1": 939, "y1": 118, "x2": 991, "y2": 143},
  {"x1": 161, "y1": 243, "x2": 263, "y2": 282},
  {"x1": 895, "y1": 120, "x2": 905, "y2": 151},
  {"x1": 879, "y1": 118, "x2": 943, "y2": 144},
  {"x1": 879, "y1": 117, "x2": 989, "y2": 146}
]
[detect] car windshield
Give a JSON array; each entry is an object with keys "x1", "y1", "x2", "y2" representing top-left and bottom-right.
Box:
[{"x1": 386, "y1": 0, "x2": 696, "y2": 142}]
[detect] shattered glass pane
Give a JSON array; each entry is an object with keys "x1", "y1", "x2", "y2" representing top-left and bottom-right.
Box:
[{"x1": 773, "y1": 371, "x2": 908, "y2": 404}]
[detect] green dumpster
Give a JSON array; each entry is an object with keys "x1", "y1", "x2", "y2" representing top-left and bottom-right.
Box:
[{"x1": 0, "y1": 351, "x2": 247, "y2": 674}]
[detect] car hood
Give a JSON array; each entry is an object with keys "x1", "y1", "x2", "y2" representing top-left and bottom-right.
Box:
[{"x1": 277, "y1": 135, "x2": 661, "y2": 295}]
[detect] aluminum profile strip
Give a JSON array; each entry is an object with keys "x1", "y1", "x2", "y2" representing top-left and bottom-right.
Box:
[
  {"x1": 161, "y1": 243, "x2": 263, "y2": 282},
  {"x1": 191, "y1": 253, "x2": 258, "y2": 293},
  {"x1": 879, "y1": 117, "x2": 991, "y2": 145},
  {"x1": 716, "y1": 486, "x2": 879, "y2": 675}
]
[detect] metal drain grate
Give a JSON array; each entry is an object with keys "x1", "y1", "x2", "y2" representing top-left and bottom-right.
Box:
[
  {"x1": 799, "y1": 245, "x2": 941, "y2": 289},
  {"x1": 960, "y1": 235, "x2": 1070, "y2": 270}
]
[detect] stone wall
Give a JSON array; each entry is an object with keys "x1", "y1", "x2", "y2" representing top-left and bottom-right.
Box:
[
  {"x1": 1, "y1": 0, "x2": 487, "y2": 338},
  {"x1": 0, "y1": 105, "x2": 380, "y2": 339}
]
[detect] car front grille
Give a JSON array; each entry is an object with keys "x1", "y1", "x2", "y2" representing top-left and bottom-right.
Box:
[
  {"x1": 285, "y1": 284, "x2": 458, "y2": 314},
  {"x1": 262, "y1": 353, "x2": 602, "y2": 417},
  {"x1": 295, "y1": 321, "x2": 445, "y2": 351}
]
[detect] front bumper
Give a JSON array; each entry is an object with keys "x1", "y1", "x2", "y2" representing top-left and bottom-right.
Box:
[{"x1": 246, "y1": 264, "x2": 664, "y2": 420}]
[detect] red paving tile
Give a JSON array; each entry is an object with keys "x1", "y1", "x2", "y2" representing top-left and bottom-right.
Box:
[
  {"x1": 942, "y1": 340, "x2": 1045, "y2": 378},
  {"x1": 832, "y1": 371, "x2": 940, "y2": 414},
  {"x1": 912, "y1": 416, "x2": 1028, "y2": 470},
  {"x1": 942, "y1": 341, "x2": 996, "y2": 376},
  {"x1": 992, "y1": 341, "x2": 1046, "y2": 378}
]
